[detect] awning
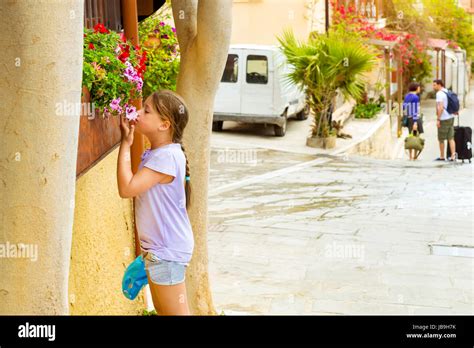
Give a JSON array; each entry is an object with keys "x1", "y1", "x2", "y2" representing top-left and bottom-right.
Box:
[{"x1": 427, "y1": 38, "x2": 449, "y2": 50}]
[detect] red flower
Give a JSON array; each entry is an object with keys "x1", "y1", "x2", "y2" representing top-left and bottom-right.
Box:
[
  {"x1": 119, "y1": 32, "x2": 127, "y2": 43},
  {"x1": 93, "y1": 23, "x2": 109, "y2": 34},
  {"x1": 116, "y1": 43, "x2": 131, "y2": 62},
  {"x1": 118, "y1": 50, "x2": 129, "y2": 62},
  {"x1": 139, "y1": 51, "x2": 147, "y2": 66},
  {"x1": 136, "y1": 64, "x2": 146, "y2": 78},
  {"x1": 88, "y1": 43, "x2": 95, "y2": 49}
]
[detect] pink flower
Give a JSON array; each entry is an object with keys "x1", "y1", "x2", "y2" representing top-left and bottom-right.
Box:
[
  {"x1": 110, "y1": 98, "x2": 122, "y2": 113},
  {"x1": 125, "y1": 105, "x2": 138, "y2": 121},
  {"x1": 123, "y1": 62, "x2": 143, "y2": 91},
  {"x1": 91, "y1": 61, "x2": 102, "y2": 71},
  {"x1": 104, "y1": 107, "x2": 111, "y2": 118}
]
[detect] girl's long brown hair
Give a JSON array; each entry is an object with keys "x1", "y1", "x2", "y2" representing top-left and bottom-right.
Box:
[{"x1": 150, "y1": 90, "x2": 191, "y2": 209}]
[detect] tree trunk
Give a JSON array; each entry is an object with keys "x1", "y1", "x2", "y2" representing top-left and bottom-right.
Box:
[
  {"x1": 0, "y1": 0, "x2": 83, "y2": 314},
  {"x1": 171, "y1": 0, "x2": 232, "y2": 315}
]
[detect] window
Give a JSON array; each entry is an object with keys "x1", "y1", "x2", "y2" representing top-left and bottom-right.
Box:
[
  {"x1": 246, "y1": 55, "x2": 268, "y2": 84},
  {"x1": 221, "y1": 54, "x2": 239, "y2": 83}
]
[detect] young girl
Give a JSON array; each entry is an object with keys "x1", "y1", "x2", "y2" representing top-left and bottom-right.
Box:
[{"x1": 117, "y1": 90, "x2": 194, "y2": 315}]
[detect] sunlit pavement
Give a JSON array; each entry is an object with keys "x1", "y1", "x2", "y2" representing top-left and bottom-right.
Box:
[{"x1": 207, "y1": 86, "x2": 473, "y2": 315}]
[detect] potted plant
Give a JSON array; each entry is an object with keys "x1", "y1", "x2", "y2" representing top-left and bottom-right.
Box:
[{"x1": 278, "y1": 30, "x2": 376, "y2": 149}]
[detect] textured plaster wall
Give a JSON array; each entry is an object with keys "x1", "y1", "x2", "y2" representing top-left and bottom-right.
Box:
[
  {"x1": 69, "y1": 146, "x2": 145, "y2": 315},
  {"x1": 349, "y1": 114, "x2": 393, "y2": 160},
  {"x1": 231, "y1": 0, "x2": 322, "y2": 45}
]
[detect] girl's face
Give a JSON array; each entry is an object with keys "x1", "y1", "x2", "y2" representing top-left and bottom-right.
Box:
[{"x1": 135, "y1": 96, "x2": 171, "y2": 137}]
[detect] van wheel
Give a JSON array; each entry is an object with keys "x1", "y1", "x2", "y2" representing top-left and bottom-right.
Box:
[
  {"x1": 212, "y1": 121, "x2": 223, "y2": 132},
  {"x1": 296, "y1": 104, "x2": 310, "y2": 120},
  {"x1": 274, "y1": 118, "x2": 287, "y2": 137}
]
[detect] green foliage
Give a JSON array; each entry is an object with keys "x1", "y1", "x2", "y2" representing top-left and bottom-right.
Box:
[
  {"x1": 385, "y1": 0, "x2": 437, "y2": 38},
  {"x1": 277, "y1": 29, "x2": 376, "y2": 138},
  {"x1": 354, "y1": 101, "x2": 383, "y2": 119},
  {"x1": 138, "y1": 13, "x2": 180, "y2": 98},
  {"x1": 386, "y1": 0, "x2": 474, "y2": 60},
  {"x1": 399, "y1": 34, "x2": 433, "y2": 90},
  {"x1": 142, "y1": 309, "x2": 157, "y2": 316},
  {"x1": 321, "y1": 127, "x2": 338, "y2": 138},
  {"x1": 422, "y1": 0, "x2": 474, "y2": 59},
  {"x1": 331, "y1": 2, "x2": 432, "y2": 95}
]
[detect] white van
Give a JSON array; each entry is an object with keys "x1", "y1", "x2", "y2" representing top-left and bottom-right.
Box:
[{"x1": 212, "y1": 44, "x2": 309, "y2": 136}]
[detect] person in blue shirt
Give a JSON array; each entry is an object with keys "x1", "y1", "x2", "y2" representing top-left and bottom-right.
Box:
[{"x1": 403, "y1": 82, "x2": 423, "y2": 134}]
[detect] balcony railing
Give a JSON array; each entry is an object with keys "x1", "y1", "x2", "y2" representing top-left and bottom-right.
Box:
[
  {"x1": 335, "y1": 0, "x2": 383, "y2": 21},
  {"x1": 84, "y1": 0, "x2": 122, "y2": 32}
]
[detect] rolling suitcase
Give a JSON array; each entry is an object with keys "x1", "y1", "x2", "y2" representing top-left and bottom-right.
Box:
[{"x1": 447, "y1": 115, "x2": 472, "y2": 163}]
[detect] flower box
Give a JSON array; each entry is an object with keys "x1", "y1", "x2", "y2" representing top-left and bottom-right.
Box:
[
  {"x1": 76, "y1": 87, "x2": 122, "y2": 178},
  {"x1": 76, "y1": 23, "x2": 145, "y2": 178}
]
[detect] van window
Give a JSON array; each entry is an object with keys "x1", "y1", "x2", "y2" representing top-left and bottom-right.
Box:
[
  {"x1": 221, "y1": 54, "x2": 239, "y2": 83},
  {"x1": 246, "y1": 55, "x2": 268, "y2": 84}
]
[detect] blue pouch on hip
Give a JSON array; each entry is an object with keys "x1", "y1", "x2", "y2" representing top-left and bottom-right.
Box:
[{"x1": 122, "y1": 254, "x2": 148, "y2": 300}]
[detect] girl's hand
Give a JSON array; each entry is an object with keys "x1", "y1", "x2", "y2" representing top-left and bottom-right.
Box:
[{"x1": 120, "y1": 114, "x2": 135, "y2": 146}]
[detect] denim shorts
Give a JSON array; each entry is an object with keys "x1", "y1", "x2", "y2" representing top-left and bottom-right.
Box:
[{"x1": 143, "y1": 252, "x2": 188, "y2": 286}]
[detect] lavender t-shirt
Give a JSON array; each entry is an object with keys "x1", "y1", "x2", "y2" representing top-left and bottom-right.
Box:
[{"x1": 135, "y1": 143, "x2": 194, "y2": 264}]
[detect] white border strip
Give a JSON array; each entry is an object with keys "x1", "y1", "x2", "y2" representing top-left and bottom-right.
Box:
[
  {"x1": 209, "y1": 157, "x2": 331, "y2": 196},
  {"x1": 209, "y1": 113, "x2": 390, "y2": 196}
]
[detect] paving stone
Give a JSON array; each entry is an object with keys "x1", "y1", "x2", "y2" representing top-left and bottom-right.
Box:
[{"x1": 207, "y1": 108, "x2": 473, "y2": 314}]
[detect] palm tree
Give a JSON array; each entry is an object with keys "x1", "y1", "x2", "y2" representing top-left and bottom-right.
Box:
[{"x1": 278, "y1": 30, "x2": 376, "y2": 139}]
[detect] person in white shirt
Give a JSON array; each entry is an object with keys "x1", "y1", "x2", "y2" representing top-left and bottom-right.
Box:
[{"x1": 433, "y1": 79, "x2": 456, "y2": 161}]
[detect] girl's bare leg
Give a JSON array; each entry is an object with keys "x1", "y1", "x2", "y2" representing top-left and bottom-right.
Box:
[{"x1": 147, "y1": 277, "x2": 191, "y2": 315}]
